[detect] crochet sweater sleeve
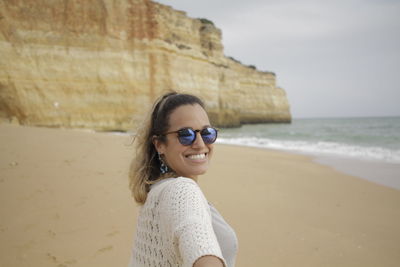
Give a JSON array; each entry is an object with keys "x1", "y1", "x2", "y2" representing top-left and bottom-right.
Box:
[{"x1": 160, "y1": 178, "x2": 226, "y2": 267}]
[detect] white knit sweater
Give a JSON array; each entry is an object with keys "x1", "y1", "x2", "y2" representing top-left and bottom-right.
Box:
[{"x1": 129, "y1": 177, "x2": 227, "y2": 267}]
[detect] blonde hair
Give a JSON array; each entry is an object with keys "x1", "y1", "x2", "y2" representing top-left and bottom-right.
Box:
[{"x1": 129, "y1": 92, "x2": 205, "y2": 204}]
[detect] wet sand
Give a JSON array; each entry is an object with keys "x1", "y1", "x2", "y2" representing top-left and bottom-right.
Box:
[
  {"x1": 314, "y1": 155, "x2": 400, "y2": 190},
  {"x1": 1, "y1": 124, "x2": 399, "y2": 267}
]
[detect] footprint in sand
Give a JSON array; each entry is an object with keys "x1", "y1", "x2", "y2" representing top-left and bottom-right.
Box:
[
  {"x1": 9, "y1": 161, "x2": 18, "y2": 167},
  {"x1": 96, "y1": 245, "x2": 113, "y2": 253},
  {"x1": 47, "y1": 252, "x2": 57, "y2": 263},
  {"x1": 48, "y1": 230, "x2": 57, "y2": 238},
  {"x1": 74, "y1": 196, "x2": 87, "y2": 207},
  {"x1": 106, "y1": 230, "x2": 119, "y2": 237},
  {"x1": 52, "y1": 213, "x2": 61, "y2": 220},
  {"x1": 47, "y1": 252, "x2": 77, "y2": 266},
  {"x1": 63, "y1": 159, "x2": 74, "y2": 166}
]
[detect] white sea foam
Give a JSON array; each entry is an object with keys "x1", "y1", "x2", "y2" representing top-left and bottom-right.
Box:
[{"x1": 217, "y1": 137, "x2": 400, "y2": 164}]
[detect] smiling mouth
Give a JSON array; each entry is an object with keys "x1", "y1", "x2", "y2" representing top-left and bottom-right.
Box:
[{"x1": 186, "y1": 153, "x2": 207, "y2": 160}]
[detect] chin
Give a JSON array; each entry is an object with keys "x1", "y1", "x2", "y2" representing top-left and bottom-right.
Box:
[
  {"x1": 193, "y1": 169, "x2": 208, "y2": 177},
  {"x1": 184, "y1": 168, "x2": 208, "y2": 178}
]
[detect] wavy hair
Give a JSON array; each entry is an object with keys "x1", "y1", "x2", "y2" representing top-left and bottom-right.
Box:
[{"x1": 129, "y1": 91, "x2": 205, "y2": 204}]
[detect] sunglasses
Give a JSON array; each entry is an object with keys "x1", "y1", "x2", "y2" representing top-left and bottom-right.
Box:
[{"x1": 162, "y1": 127, "x2": 218, "y2": 146}]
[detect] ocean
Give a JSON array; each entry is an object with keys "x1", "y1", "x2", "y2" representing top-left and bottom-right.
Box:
[{"x1": 217, "y1": 116, "x2": 400, "y2": 164}]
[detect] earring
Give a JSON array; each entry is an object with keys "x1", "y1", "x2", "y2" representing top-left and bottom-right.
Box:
[{"x1": 158, "y1": 152, "x2": 169, "y2": 174}]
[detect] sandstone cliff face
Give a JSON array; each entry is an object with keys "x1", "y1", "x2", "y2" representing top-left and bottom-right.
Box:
[{"x1": 0, "y1": 0, "x2": 291, "y2": 130}]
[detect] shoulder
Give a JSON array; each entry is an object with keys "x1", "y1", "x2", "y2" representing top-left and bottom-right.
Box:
[
  {"x1": 148, "y1": 177, "x2": 206, "y2": 205},
  {"x1": 163, "y1": 176, "x2": 197, "y2": 187},
  {"x1": 145, "y1": 177, "x2": 204, "y2": 208},
  {"x1": 164, "y1": 176, "x2": 199, "y2": 190},
  {"x1": 160, "y1": 177, "x2": 204, "y2": 201},
  {"x1": 151, "y1": 177, "x2": 199, "y2": 194},
  {"x1": 158, "y1": 177, "x2": 210, "y2": 217}
]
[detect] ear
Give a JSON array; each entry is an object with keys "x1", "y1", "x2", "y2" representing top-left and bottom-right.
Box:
[{"x1": 152, "y1": 135, "x2": 166, "y2": 154}]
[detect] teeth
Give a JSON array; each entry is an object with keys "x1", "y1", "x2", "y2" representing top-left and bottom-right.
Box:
[{"x1": 187, "y1": 153, "x2": 206, "y2": 160}]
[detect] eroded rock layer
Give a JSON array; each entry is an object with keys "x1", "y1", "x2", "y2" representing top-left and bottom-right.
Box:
[{"x1": 0, "y1": 0, "x2": 291, "y2": 130}]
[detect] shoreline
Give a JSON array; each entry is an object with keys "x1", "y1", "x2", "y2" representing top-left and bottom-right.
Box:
[
  {"x1": 314, "y1": 155, "x2": 400, "y2": 190},
  {"x1": 217, "y1": 142, "x2": 400, "y2": 191}
]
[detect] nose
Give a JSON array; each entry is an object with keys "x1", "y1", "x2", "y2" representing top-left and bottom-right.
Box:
[{"x1": 191, "y1": 132, "x2": 206, "y2": 148}]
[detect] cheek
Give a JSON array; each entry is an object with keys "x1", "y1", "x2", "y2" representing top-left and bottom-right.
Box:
[
  {"x1": 207, "y1": 145, "x2": 214, "y2": 157},
  {"x1": 164, "y1": 141, "x2": 187, "y2": 163}
]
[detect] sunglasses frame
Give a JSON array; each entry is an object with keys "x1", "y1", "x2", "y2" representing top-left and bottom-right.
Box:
[{"x1": 162, "y1": 127, "x2": 218, "y2": 146}]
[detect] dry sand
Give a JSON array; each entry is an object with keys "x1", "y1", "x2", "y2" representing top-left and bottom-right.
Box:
[{"x1": 1, "y1": 124, "x2": 399, "y2": 267}]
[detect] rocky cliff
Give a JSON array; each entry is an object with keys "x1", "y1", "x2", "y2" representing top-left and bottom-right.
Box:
[{"x1": 0, "y1": 0, "x2": 291, "y2": 130}]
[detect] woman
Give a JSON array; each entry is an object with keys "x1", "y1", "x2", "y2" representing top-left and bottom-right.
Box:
[{"x1": 128, "y1": 92, "x2": 238, "y2": 267}]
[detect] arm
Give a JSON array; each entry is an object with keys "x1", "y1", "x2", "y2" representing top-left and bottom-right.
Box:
[
  {"x1": 160, "y1": 178, "x2": 226, "y2": 267},
  {"x1": 194, "y1": 255, "x2": 225, "y2": 267}
]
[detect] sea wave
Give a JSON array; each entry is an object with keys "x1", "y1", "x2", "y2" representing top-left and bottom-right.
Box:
[{"x1": 217, "y1": 137, "x2": 400, "y2": 163}]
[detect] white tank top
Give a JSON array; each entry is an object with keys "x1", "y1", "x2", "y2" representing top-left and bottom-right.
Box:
[{"x1": 209, "y1": 203, "x2": 238, "y2": 267}]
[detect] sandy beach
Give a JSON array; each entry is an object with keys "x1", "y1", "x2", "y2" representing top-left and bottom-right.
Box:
[{"x1": 1, "y1": 124, "x2": 399, "y2": 267}]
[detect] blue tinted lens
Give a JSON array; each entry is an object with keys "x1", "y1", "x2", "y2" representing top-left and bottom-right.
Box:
[
  {"x1": 201, "y1": 127, "x2": 217, "y2": 144},
  {"x1": 177, "y1": 128, "x2": 196, "y2": 145}
]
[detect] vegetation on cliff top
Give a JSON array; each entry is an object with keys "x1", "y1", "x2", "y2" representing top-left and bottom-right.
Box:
[
  {"x1": 198, "y1": 18, "x2": 215, "y2": 26},
  {"x1": 228, "y1": 56, "x2": 275, "y2": 75}
]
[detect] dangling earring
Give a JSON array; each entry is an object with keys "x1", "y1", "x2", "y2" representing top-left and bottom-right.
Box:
[{"x1": 158, "y1": 152, "x2": 169, "y2": 174}]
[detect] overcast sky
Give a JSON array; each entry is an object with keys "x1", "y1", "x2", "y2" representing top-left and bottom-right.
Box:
[{"x1": 155, "y1": 0, "x2": 400, "y2": 118}]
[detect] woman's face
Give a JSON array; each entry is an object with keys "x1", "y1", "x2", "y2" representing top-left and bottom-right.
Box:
[{"x1": 154, "y1": 104, "x2": 214, "y2": 181}]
